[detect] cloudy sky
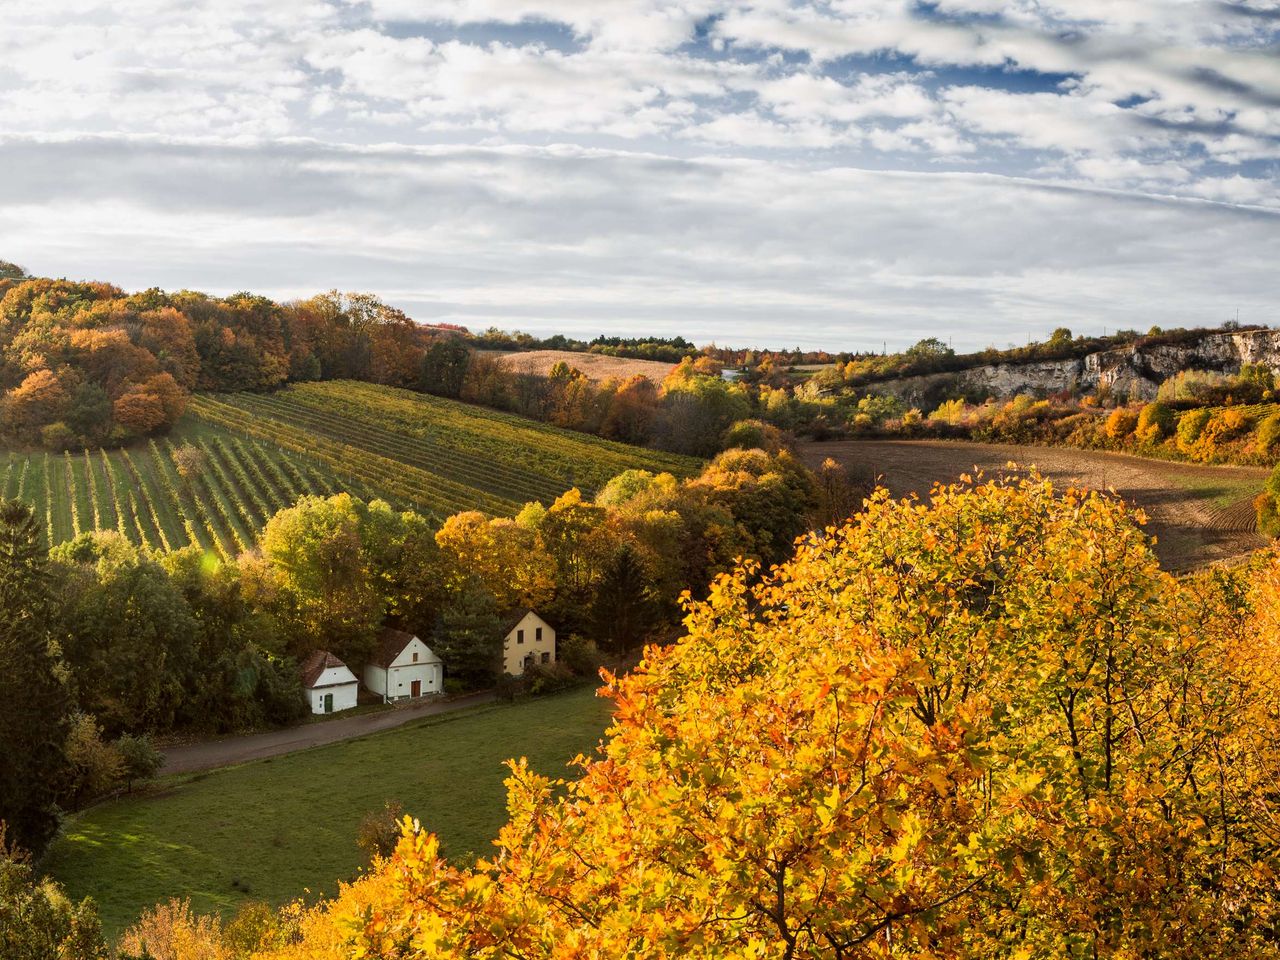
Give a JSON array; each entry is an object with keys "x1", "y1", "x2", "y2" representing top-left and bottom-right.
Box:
[{"x1": 2, "y1": 1, "x2": 1279, "y2": 350}]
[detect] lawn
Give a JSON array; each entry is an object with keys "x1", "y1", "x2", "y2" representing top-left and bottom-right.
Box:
[{"x1": 42, "y1": 685, "x2": 614, "y2": 939}]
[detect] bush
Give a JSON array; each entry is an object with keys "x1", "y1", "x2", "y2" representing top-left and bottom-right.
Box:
[
  {"x1": 928, "y1": 398, "x2": 966, "y2": 426},
  {"x1": 1136, "y1": 402, "x2": 1174, "y2": 443},
  {"x1": 558, "y1": 634, "x2": 604, "y2": 678},
  {"x1": 356, "y1": 800, "x2": 406, "y2": 865},
  {"x1": 523, "y1": 661, "x2": 580, "y2": 696},
  {"x1": 1104, "y1": 407, "x2": 1138, "y2": 440},
  {"x1": 721, "y1": 419, "x2": 788, "y2": 454},
  {"x1": 1256, "y1": 412, "x2": 1280, "y2": 457},
  {"x1": 116, "y1": 734, "x2": 163, "y2": 792},
  {"x1": 1176, "y1": 408, "x2": 1212, "y2": 453}
]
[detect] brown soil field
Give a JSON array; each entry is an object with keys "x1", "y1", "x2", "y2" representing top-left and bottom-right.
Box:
[
  {"x1": 801, "y1": 439, "x2": 1271, "y2": 571},
  {"x1": 481, "y1": 349, "x2": 676, "y2": 383}
]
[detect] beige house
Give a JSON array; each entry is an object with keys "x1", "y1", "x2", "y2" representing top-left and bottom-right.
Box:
[{"x1": 502, "y1": 609, "x2": 556, "y2": 677}]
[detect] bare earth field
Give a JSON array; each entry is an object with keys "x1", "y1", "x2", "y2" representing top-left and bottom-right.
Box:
[
  {"x1": 801, "y1": 439, "x2": 1271, "y2": 571},
  {"x1": 482, "y1": 349, "x2": 676, "y2": 383}
]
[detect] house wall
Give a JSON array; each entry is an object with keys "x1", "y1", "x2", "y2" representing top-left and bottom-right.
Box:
[
  {"x1": 503, "y1": 612, "x2": 556, "y2": 676},
  {"x1": 308, "y1": 682, "x2": 359, "y2": 714},
  {"x1": 365, "y1": 636, "x2": 445, "y2": 700}
]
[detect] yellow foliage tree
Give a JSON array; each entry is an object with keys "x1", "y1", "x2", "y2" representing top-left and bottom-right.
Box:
[{"x1": 257, "y1": 475, "x2": 1280, "y2": 959}]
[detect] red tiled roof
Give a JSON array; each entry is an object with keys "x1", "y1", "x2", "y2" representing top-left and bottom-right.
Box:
[
  {"x1": 300, "y1": 650, "x2": 353, "y2": 689},
  {"x1": 370, "y1": 627, "x2": 419, "y2": 669}
]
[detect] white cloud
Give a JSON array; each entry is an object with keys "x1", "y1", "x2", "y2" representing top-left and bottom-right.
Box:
[
  {"x1": 2, "y1": 137, "x2": 1276, "y2": 349},
  {"x1": 1, "y1": 1, "x2": 1277, "y2": 345}
]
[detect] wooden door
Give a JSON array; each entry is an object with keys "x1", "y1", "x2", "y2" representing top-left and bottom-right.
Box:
[
  {"x1": 411, "y1": 679, "x2": 422, "y2": 698},
  {"x1": 323, "y1": 693, "x2": 333, "y2": 713}
]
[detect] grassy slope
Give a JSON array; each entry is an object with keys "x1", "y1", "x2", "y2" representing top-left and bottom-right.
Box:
[
  {"x1": 44, "y1": 686, "x2": 613, "y2": 939},
  {"x1": 1, "y1": 380, "x2": 701, "y2": 553}
]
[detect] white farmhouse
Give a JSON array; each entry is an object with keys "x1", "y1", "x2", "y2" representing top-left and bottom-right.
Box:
[
  {"x1": 365, "y1": 627, "x2": 444, "y2": 702},
  {"x1": 300, "y1": 650, "x2": 360, "y2": 715},
  {"x1": 502, "y1": 609, "x2": 556, "y2": 677}
]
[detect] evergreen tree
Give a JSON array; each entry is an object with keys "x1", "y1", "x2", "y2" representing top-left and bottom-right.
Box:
[
  {"x1": 433, "y1": 583, "x2": 503, "y2": 687},
  {"x1": 590, "y1": 543, "x2": 658, "y2": 654},
  {"x1": 0, "y1": 500, "x2": 73, "y2": 856}
]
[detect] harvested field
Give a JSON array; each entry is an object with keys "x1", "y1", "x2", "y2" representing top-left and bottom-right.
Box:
[
  {"x1": 801, "y1": 439, "x2": 1271, "y2": 571},
  {"x1": 482, "y1": 349, "x2": 677, "y2": 383}
]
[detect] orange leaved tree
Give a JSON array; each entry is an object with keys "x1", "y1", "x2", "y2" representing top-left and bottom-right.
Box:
[{"x1": 257, "y1": 474, "x2": 1280, "y2": 959}]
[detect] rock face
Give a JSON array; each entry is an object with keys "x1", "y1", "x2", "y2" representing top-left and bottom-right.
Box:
[{"x1": 875, "y1": 329, "x2": 1280, "y2": 404}]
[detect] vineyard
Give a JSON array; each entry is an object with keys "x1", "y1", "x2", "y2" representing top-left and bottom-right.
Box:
[{"x1": 0, "y1": 381, "x2": 701, "y2": 556}]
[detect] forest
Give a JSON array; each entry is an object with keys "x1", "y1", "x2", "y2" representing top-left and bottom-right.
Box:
[{"x1": 11, "y1": 473, "x2": 1280, "y2": 958}]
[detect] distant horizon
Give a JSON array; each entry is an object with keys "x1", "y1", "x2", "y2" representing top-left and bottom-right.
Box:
[
  {"x1": 8, "y1": 255, "x2": 1267, "y2": 356},
  {"x1": 4, "y1": 2, "x2": 1278, "y2": 353}
]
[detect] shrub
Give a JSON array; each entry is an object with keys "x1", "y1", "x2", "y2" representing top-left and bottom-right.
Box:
[
  {"x1": 1104, "y1": 407, "x2": 1138, "y2": 440},
  {"x1": 1256, "y1": 412, "x2": 1280, "y2": 457},
  {"x1": 116, "y1": 734, "x2": 163, "y2": 792},
  {"x1": 523, "y1": 661, "x2": 579, "y2": 696},
  {"x1": 356, "y1": 800, "x2": 406, "y2": 865},
  {"x1": 558, "y1": 634, "x2": 604, "y2": 678},
  {"x1": 1136, "y1": 402, "x2": 1174, "y2": 443},
  {"x1": 928, "y1": 398, "x2": 966, "y2": 426},
  {"x1": 1176, "y1": 408, "x2": 1212, "y2": 453}
]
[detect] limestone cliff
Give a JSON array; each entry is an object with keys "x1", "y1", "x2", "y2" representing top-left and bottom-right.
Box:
[{"x1": 872, "y1": 328, "x2": 1280, "y2": 404}]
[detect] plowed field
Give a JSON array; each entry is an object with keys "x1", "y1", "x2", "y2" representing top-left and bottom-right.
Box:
[{"x1": 801, "y1": 439, "x2": 1271, "y2": 570}]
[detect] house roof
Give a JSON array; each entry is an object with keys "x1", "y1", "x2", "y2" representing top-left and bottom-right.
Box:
[
  {"x1": 502, "y1": 608, "x2": 552, "y2": 637},
  {"x1": 370, "y1": 627, "x2": 420, "y2": 669},
  {"x1": 300, "y1": 650, "x2": 355, "y2": 689}
]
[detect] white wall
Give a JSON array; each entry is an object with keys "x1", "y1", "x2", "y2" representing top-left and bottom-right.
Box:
[
  {"x1": 503, "y1": 612, "x2": 556, "y2": 676},
  {"x1": 309, "y1": 682, "x2": 358, "y2": 714},
  {"x1": 365, "y1": 635, "x2": 445, "y2": 700}
]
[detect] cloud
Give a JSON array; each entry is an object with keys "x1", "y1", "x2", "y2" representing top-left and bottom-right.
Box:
[
  {"x1": 2, "y1": 136, "x2": 1276, "y2": 349},
  {"x1": 1, "y1": 1, "x2": 1277, "y2": 346}
]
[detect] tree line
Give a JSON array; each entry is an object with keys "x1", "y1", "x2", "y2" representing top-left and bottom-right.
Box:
[
  {"x1": 0, "y1": 442, "x2": 820, "y2": 862},
  {"x1": 14, "y1": 473, "x2": 1280, "y2": 957}
]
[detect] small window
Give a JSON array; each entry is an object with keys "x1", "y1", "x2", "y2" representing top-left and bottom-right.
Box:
[
  {"x1": 517, "y1": 629, "x2": 524, "y2": 644},
  {"x1": 412, "y1": 651, "x2": 419, "y2": 663},
  {"x1": 535, "y1": 627, "x2": 543, "y2": 641},
  {"x1": 541, "y1": 652, "x2": 550, "y2": 664}
]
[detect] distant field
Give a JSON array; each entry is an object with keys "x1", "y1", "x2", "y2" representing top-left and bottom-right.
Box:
[
  {"x1": 43, "y1": 685, "x2": 614, "y2": 940},
  {"x1": 1, "y1": 381, "x2": 701, "y2": 555},
  {"x1": 483, "y1": 349, "x2": 677, "y2": 383},
  {"x1": 802, "y1": 439, "x2": 1270, "y2": 570}
]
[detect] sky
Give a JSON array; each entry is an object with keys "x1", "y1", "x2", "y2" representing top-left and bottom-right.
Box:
[{"x1": 1, "y1": 1, "x2": 1278, "y2": 351}]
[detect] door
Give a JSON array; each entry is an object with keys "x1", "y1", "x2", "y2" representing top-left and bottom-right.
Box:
[
  {"x1": 323, "y1": 693, "x2": 333, "y2": 714},
  {"x1": 411, "y1": 679, "x2": 422, "y2": 698}
]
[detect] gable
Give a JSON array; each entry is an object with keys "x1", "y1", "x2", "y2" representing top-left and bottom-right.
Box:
[
  {"x1": 388, "y1": 636, "x2": 443, "y2": 668},
  {"x1": 505, "y1": 610, "x2": 553, "y2": 641}
]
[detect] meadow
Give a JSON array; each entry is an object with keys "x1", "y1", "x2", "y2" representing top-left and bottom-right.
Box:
[
  {"x1": 0, "y1": 380, "x2": 701, "y2": 555},
  {"x1": 42, "y1": 685, "x2": 614, "y2": 939}
]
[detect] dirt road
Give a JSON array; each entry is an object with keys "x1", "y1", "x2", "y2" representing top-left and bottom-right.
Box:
[
  {"x1": 160, "y1": 691, "x2": 498, "y2": 776},
  {"x1": 801, "y1": 439, "x2": 1271, "y2": 570}
]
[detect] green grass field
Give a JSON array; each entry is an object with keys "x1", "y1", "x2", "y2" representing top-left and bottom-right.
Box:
[
  {"x1": 43, "y1": 686, "x2": 614, "y2": 939},
  {"x1": 0, "y1": 380, "x2": 702, "y2": 555}
]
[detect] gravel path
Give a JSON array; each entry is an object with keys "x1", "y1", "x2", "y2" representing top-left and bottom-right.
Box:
[
  {"x1": 160, "y1": 691, "x2": 498, "y2": 775},
  {"x1": 801, "y1": 439, "x2": 1270, "y2": 570}
]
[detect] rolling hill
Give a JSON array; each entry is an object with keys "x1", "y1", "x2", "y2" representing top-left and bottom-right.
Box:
[{"x1": 0, "y1": 381, "x2": 701, "y2": 557}]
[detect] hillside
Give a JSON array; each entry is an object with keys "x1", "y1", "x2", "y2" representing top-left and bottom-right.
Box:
[
  {"x1": 0, "y1": 381, "x2": 701, "y2": 555},
  {"x1": 865, "y1": 327, "x2": 1280, "y2": 404},
  {"x1": 482, "y1": 349, "x2": 677, "y2": 384}
]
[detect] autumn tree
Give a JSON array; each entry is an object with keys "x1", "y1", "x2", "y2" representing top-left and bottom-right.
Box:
[
  {"x1": 256, "y1": 474, "x2": 1280, "y2": 960},
  {"x1": 435, "y1": 511, "x2": 554, "y2": 612}
]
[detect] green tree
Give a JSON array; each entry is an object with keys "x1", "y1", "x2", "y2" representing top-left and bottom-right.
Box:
[
  {"x1": 0, "y1": 839, "x2": 107, "y2": 960},
  {"x1": 590, "y1": 543, "x2": 658, "y2": 654},
  {"x1": 116, "y1": 734, "x2": 163, "y2": 793},
  {"x1": 53, "y1": 532, "x2": 195, "y2": 734},
  {"x1": 259, "y1": 494, "x2": 386, "y2": 667},
  {"x1": 433, "y1": 582, "x2": 503, "y2": 687},
  {"x1": 0, "y1": 500, "x2": 72, "y2": 855},
  {"x1": 418, "y1": 336, "x2": 471, "y2": 398}
]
